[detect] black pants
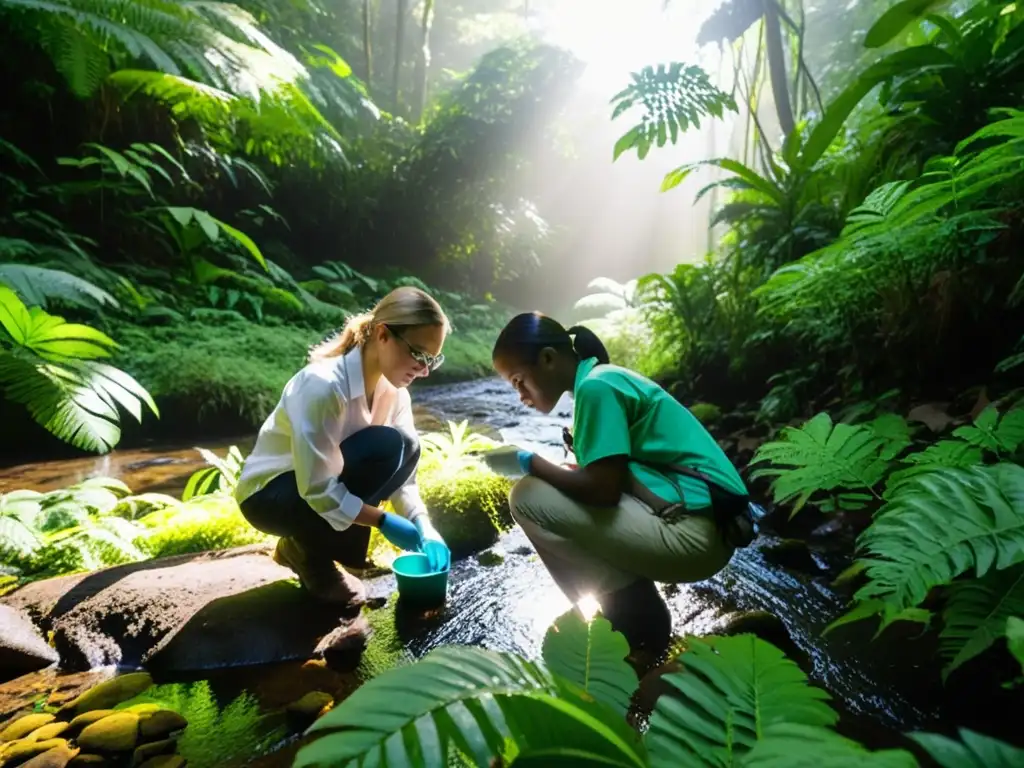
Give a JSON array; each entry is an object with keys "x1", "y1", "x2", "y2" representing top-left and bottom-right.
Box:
[{"x1": 240, "y1": 425, "x2": 420, "y2": 569}]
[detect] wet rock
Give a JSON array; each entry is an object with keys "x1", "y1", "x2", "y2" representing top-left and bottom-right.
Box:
[
  {"x1": 0, "y1": 605, "x2": 60, "y2": 683},
  {"x1": 1, "y1": 739, "x2": 70, "y2": 764},
  {"x1": 0, "y1": 713, "x2": 56, "y2": 741},
  {"x1": 21, "y1": 744, "x2": 78, "y2": 768},
  {"x1": 67, "y1": 756, "x2": 107, "y2": 767},
  {"x1": 137, "y1": 711, "x2": 187, "y2": 741},
  {"x1": 136, "y1": 756, "x2": 184, "y2": 768},
  {"x1": 131, "y1": 738, "x2": 177, "y2": 765},
  {"x1": 2, "y1": 546, "x2": 369, "y2": 673},
  {"x1": 710, "y1": 611, "x2": 803, "y2": 662},
  {"x1": 77, "y1": 712, "x2": 140, "y2": 753},
  {"x1": 476, "y1": 546, "x2": 505, "y2": 567},
  {"x1": 761, "y1": 539, "x2": 820, "y2": 574},
  {"x1": 60, "y1": 673, "x2": 153, "y2": 715},
  {"x1": 68, "y1": 711, "x2": 116, "y2": 734},
  {"x1": 27, "y1": 722, "x2": 70, "y2": 742},
  {"x1": 286, "y1": 691, "x2": 333, "y2": 718},
  {"x1": 312, "y1": 614, "x2": 371, "y2": 669}
]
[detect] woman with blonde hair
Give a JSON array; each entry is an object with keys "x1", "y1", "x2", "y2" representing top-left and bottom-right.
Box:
[{"x1": 235, "y1": 286, "x2": 451, "y2": 604}]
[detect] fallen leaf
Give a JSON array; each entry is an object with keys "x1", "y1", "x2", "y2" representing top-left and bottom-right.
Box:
[{"x1": 907, "y1": 402, "x2": 954, "y2": 433}]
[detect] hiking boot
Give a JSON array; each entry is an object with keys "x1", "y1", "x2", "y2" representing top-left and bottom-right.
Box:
[
  {"x1": 599, "y1": 578, "x2": 672, "y2": 658},
  {"x1": 273, "y1": 537, "x2": 366, "y2": 606}
]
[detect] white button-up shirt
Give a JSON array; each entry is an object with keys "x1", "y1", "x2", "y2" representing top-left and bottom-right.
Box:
[{"x1": 235, "y1": 345, "x2": 426, "y2": 531}]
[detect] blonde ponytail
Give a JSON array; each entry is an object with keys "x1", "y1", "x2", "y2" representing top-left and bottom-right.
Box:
[{"x1": 308, "y1": 286, "x2": 450, "y2": 363}]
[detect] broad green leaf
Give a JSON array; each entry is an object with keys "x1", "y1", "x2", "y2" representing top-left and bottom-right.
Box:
[
  {"x1": 0, "y1": 264, "x2": 118, "y2": 310},
  {"x1": 1007, "y1": 616, "x2": 1024, "y2": 675},
  {"x1": 216, "y1": 220, "x2": 268, "y2": 271},
  {"x1": 646, "y1": 634, "x2": 837, "y2": 768},
  {"x1": 910, "y1": 728, "x2": 1024, "y2": 767},
  {"x1": 742, "y1": 723, "x2": 918, "y2": 767},
  {"x1": 864, "y1": 0, "x2": 944, "y2": 48},
  {"x1": 541, "y1": 611, "x2": 639, "y2": 716}
]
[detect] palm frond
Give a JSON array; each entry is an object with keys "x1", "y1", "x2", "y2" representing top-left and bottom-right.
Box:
[{"x1": 0, "y1": 263, "x2": 118, "y2": 309}]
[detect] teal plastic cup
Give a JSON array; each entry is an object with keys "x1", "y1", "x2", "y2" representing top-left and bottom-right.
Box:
[{"x1": 392, "y1": 553, "x2": 449, "y2": 606}]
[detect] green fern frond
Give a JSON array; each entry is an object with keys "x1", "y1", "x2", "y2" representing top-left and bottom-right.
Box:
[
  {"x1": 952, "y1": 406, "x2": 1024, "y2": 455},
  {"x1": 855, "y1": 463, "x2": 1024, "y2": 613},
  {"x1": 750, "y1": 412, "x2": 892, "y2": 513},
  {"x1": 0, "y1": 263, "x2": 118, "y2": 309},
  {"x1": 939, "y1": 564, "x2": 1024, "y2": 680},
  {"x1": 743, "y1": 723, "x2": 918, "y2": 767},
  {"x1": 911, "y1": 728, "x2": 1024, "y2": 767},
  {"x1": 38, "y1": 18, "x2": 110, "y2": 97}
]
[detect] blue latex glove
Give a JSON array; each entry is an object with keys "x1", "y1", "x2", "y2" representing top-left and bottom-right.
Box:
[
  {"x1": 517, "y1": 450, "x2": 534, "y2": 475},
  {"x1": 414, "y1": 517, "x2": 451, "y2": 572},
  {"x1": 379, "y1": 512, "x2": 424, "y2": 552}
]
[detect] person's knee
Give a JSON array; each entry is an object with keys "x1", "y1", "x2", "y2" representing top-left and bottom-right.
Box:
[{"x1": 508, "y1": 475, "x2": 554, "y2": 525}]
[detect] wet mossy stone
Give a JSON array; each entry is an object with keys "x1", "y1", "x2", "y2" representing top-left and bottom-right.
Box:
[
  {"x1": 67, "y1": 711, "x2": 116, "y2": 734},
  {"x1": 286, "y1": 691, "x2": 333, "y2": 718},
  {"x1": 131, "y1": 738, "x2": 177, "y2": 766},
  {"x1": 77, "y1": 712, "x2": 140, "y2": 753},
  {"x1": 689, "y1": 402, "x2": 722, "y2": 425},
  {"x1": 27, "y1": 722, "x2": 70, "y2": 742},
  {"x1": 137, "y1": 756, "x2": 185, "y2": 768},
  {"x1": 61, "y1": 674, "x2": 154, "y2": 715},
  {"x1": 67, "y1": 756, "x2": 108, "y2": 766},
  {"x1": 20, "y1": 743, "x2": 78, "y2": 768},
  {"x1": 137, "y1": 711, "x2": 187, "y2": 741},
  {"x1": 1, "y1": 738, "x2": 70, "y2": 765},
  {"x1": 0, "y1": 713, "x2": 56, "y2": 742}
]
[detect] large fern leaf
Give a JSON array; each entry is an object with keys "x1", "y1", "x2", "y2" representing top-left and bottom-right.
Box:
[
  {"x1": 0, "y1": 285, "x2": 157, "y2": 452},
  {"x1": 939, "y1": 563, "x2": 1024, "y2": 680},
  {"x1": 742, "y1": 723, "x2": 918, "y2": 767},
  {"x1": 295, "y1": 646, "x2": 557, "y2": 767},
  {"x1": 910, "y1": 728, "x2": 1024, "y2": 767},
  {"x1": 541, "y1": 611, "x2": 638, "y2": 717},
  {"x1": 854, "y1": 464, "x2": 1024, "y2": 613},
  {"x1": 0, "y1": 263, "x2": 117, "y2": 309},
  {"x1": 952, "y1": 406, "x2": 1024, "y2": 456},
  {"x1": 750, "y1": 412, "x2": 892, "y2": 513},
  {"x1": 645, "y1": 634, "x2": 837, "y2": 768}
]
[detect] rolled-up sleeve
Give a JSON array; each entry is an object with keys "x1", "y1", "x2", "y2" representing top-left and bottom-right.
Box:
[
  {"x1": 388, "y1": 390, "x2": 427, "y2": 523},
  {"x1": 282, "y1": 375, "x2": 364, "y2": 531}
]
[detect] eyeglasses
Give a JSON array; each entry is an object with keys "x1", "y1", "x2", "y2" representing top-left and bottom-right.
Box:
[{"x1": 387, "y1": 325, "x2": 445, "y2": 372}]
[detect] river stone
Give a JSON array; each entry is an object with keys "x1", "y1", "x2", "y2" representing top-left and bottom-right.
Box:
[
  {"x1": 137, "y1": 711, "x2": 187, "y2": 740},
  {"x1": 0, "y1": 712, "x2": 56, "y2": 741},
  {"x1": 0, "y1": 605, "x2": 59, "y2": 682},
  {"x1": 21, "y1": 744, "x2": 78, "y2": 768},
  {"x1": 1, "y1": 738, "x2": 70, "y2": 764},
  {"x1": 27, "y1": 722, "x2": 70, "y2": 742},
  {"x1": 77, "y1": 712, "x2": 140, "y2": 752},
  {"x1": 60, "y1": 673, "x2": 153, "y2": 715},
  {"x1": 137, "y1": 756, "x2": 184, "y2": 768},
  {"x1": 68, "y1": 711, "x2": 116, "y2": 734},
  {"x1": 67, "y1": 756, "x2": 107, "y2": 766},
  {"x1": 1, "y1": 545, "x2": 368, "y2": 672},
  {"x1": 286, "y1": 691, "x2": 333, "y2": 717},
  {"x1": 131, "y1": 737, "x2": 177, "y2": 765}
]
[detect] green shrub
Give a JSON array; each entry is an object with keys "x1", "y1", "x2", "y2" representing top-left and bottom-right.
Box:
[
  {"x1": 417, "y1": 457, "x2": 513, "y2": 558},
  {"x1": 139, "y1": 496, "x2": 269, "y2": 559},
  {"x1": 689, "y1": 402, "x2": 722, "y2": 425}
]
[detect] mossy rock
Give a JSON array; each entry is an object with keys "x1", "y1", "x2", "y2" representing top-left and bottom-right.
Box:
[
  {"x1": 67, "y1": 711, "x2": 116, "y2": 734},
  {"x1": 77, "y1": 712, "x2": 140, "y2": 753},
  {"x1": 27, "y1": 722, "x2": 70, "y2": 742},
  {"x1": 68, "y1": 756, "x2": 108, "y2": 766},
  {"x1": 0, "y1": 738, "x2": 70, "y2": 764},
  {"x1": 61, "y1": 673, "x2": 153, "y2": 715},
  {"x1": 136, "y1": 756, "x2": 184, "y2": 768},
  {"x1": 689, "y1": 402, "x2": 722, "y2": 425},
  {"x1": 137, "y1": 711, "x2": 187, "y2": 741},
  {"x1": 1, "y1": 713, "x2": 56, "y2": 742},
  {"x1": 418, "y1": 461, "x2": 511, "y2": 558},
  {"x1": 131, "y1": 738, "x2": 177, "y2": 766},
  {"x1": 20, "y1": 744, "x2": 78, "y2": 768},
  {"x1": 286, "y1": 691, "x2": 333, "y2": 718}
]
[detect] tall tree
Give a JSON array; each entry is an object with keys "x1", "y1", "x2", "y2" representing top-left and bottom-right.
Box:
[
  {"x1": 393, "y1": 0, "x2": 409, "y2": 108},
  {"x1": 364, "y1": 0, "x2": 374, "y2": 95},
  {"x1": 412, "y1": 0, "x2": 437, "y2": 120}
]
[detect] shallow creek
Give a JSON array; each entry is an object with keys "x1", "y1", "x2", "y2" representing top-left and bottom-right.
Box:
[{"x1": 0, "y1": 377, "x2": 967, "y2": 765}]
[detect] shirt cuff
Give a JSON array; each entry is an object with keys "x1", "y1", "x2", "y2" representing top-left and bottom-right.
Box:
[{"x1": 320, "y1": 491, "x2": 365, "y2": 532}]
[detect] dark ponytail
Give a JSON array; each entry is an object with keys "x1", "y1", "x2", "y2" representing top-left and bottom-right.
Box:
[
  {"x1": 493, "y1": 312, "x2": 610, "y2": 366},
  {"x1": 567, "y1": 325, "x2": 610, "y2": 365}
]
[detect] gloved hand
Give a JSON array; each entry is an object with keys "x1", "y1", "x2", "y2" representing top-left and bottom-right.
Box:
[
  {"x1": 480, "y1": 445, "x2": 534, "y2": 477},
  {"x1": 414, "y1": 517, "x2": 451, "y2": 572},
  {"x1": 379, "y1": 512, "x2": 424, "y2": 552}
]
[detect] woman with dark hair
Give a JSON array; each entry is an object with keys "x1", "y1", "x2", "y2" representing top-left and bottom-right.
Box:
[{"x1": 486, "y1": 311, "x2": 753, "y2": 652}]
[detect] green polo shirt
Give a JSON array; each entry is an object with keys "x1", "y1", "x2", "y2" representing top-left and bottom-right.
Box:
[{"x1": 572, "y1": 357, "x2": 747, "y2": 509}]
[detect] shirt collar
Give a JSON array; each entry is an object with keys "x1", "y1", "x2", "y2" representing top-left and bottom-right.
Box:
[
  {"x1": 573, "y1": 356, "x2": 599, "y2": 398},
  {"x1": 342, "y1": 345, "x2": 365, "y2": 400}
]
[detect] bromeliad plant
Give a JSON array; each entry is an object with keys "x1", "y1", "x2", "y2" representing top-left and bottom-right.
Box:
[{"x1": 292, "y1": 608, "x2": 1020, "y2": 767}]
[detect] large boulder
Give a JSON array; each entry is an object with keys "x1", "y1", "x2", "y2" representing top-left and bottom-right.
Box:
[
  {"x1": 1, "y1": 545, "x2": 369, "y2": 673},
  {"x1": 0, "y1": 604, "x2": 59, "y2": 682}
]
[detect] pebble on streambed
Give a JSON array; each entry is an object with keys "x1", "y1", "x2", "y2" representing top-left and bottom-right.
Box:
[{"x1": 0, "y1": 673, "x2": 190, "y2": 768}]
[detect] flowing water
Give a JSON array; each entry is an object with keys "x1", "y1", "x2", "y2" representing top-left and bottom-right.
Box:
[{"x1": 0, "y1": 377, "x2": 967, "y2": 765}]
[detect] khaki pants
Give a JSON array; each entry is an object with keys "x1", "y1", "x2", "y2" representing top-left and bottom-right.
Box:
[{"x1": 509, "y1": 476, "x2": 735, "y2": 602}]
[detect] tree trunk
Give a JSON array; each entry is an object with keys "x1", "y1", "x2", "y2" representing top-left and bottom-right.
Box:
[
  {"x1": 412, "y1": 0, "x2": 436, "y2": 121},
  {"x1": 393, "y1": 0, "x2": 409, "y2": 110},
  {"x1": 363, "y1": 0, "x2": 373, "y2": 95},
  {"x1": 762, "y1": 0, "x2": 794, "y2": 138}
]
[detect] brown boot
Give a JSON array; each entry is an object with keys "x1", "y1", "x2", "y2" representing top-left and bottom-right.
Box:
[{"x1": 273, "y1": 537, "x2": 366, "y2": 606}]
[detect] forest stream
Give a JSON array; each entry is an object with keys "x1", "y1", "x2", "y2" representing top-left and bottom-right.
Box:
[{"x1": 0, "y1": 378, "x2": 984, "y2": 766}]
